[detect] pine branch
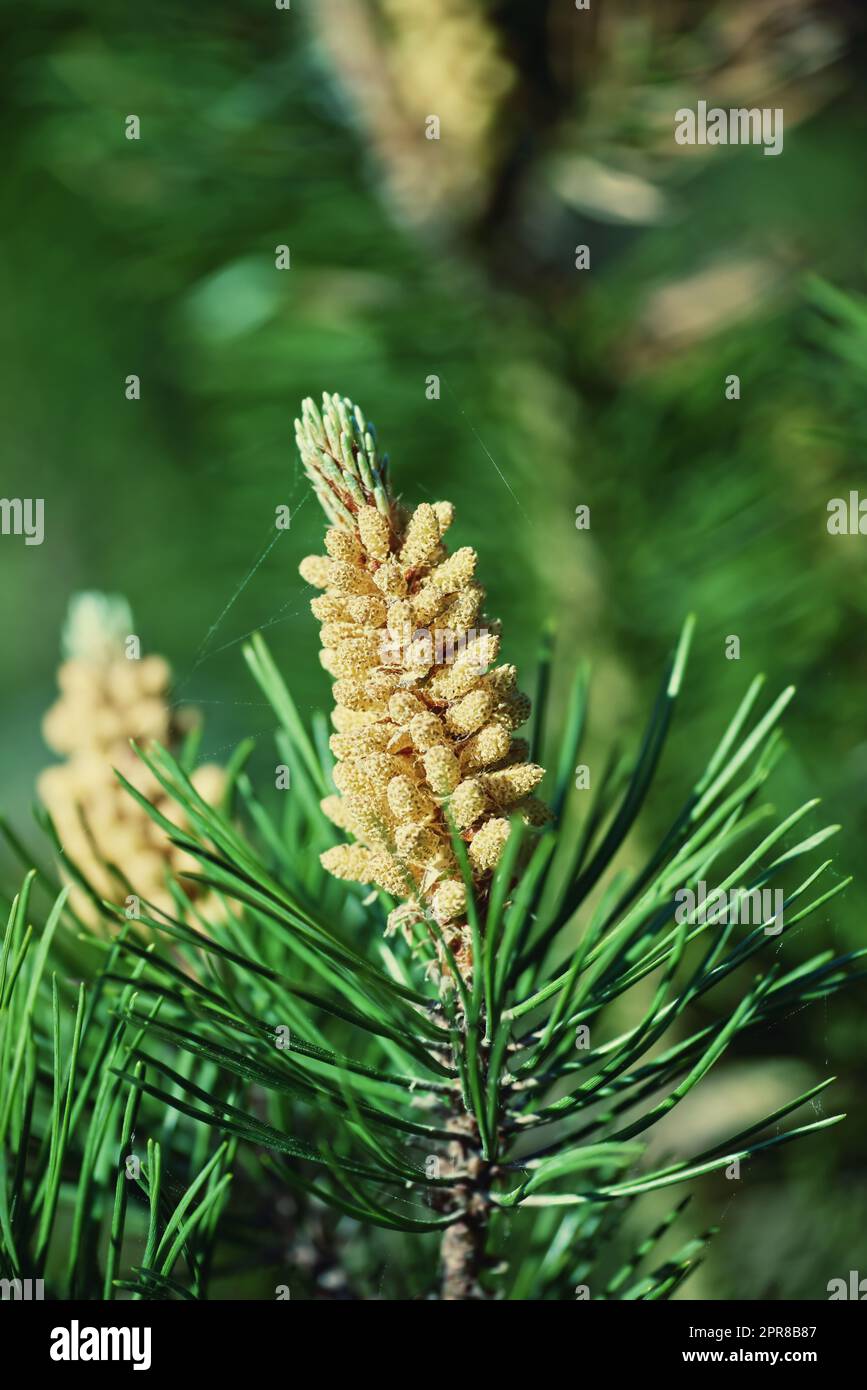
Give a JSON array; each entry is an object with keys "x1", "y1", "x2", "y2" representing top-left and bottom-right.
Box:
[
  {"x1": 65, "y1": 391, "x2": 852, "y2": 1300},
  {"x1": 4, "y1": 393, "x2": 857, "y2": 1301}
]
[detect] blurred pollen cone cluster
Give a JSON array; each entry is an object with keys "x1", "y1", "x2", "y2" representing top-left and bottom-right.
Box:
[
  {"x1": 38, "y1": 593, "x2": 224, "y2": 926},
  {"x1": 297, "y1": 393, "x2": 550, "y2": 980},
  {"x1": 312, "y1": 0, "x2": 514, "y2": 231}
]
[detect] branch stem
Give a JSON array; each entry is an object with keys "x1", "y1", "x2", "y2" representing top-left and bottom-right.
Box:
[{"x1": 439, "y1": 1082, "x2": 493, "y2": 1299}]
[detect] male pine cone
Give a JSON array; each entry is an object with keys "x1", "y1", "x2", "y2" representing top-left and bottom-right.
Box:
[
  {"x1": 38, "y1": 592, "x2": 224, "y2": 925},
  {"x1": 297, "y1": 393, "x2": 549, "y2": 976}
]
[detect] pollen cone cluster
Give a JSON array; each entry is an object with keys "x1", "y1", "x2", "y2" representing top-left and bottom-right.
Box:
[
  {"x1": 297, "y1": 393, "x2": 550, "y2": 978},
  {"x1": 38, "y1": 593, "x2": 224, "y2": 927}
]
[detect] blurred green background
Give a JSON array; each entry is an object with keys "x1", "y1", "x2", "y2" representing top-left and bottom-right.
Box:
[{"x1": 2, "y1": 0, "x2": 866, "y2": 1298}]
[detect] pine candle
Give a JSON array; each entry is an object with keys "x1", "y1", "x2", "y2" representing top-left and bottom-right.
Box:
[{"x1": 296, "y1": 392, "x2": 549, "y2": 977}]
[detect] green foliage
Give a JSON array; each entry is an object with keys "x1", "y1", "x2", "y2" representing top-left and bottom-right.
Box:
[
  {"x1": 0, "y1": 871, "x2": 234, "y2": 1299},
  {"x1": 4, "y1": 615, "x2": 855, "y2": 1298}
]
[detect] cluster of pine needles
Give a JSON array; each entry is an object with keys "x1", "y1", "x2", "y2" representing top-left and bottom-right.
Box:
[{"x1": 0, "y1": 400, "x2": 860, "y2": 1301}]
